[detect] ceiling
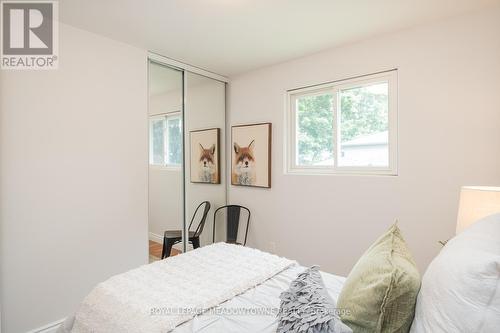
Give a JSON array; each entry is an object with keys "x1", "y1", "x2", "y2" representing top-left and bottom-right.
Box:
[{"x1": 60, "y1": 0, "x2": 500, "y2": 76}]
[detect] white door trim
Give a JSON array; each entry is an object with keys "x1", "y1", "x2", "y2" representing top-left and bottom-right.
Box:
[{"x1": 27, "y1": 318, "x2": 66, "y2": 333}]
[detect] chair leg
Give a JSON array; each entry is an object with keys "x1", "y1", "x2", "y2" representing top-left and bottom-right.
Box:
[
  {"x1": 162, "y1": 238, "x2": 175, "y2": 259},
  {"x1": 192, "y1": 237, "x2": 200, "y2": 249},
  {"x1": 161, "y1": 237, "x2": 167, "y2": 259}
]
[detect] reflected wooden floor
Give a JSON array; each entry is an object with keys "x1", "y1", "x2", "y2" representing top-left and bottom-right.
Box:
[{"x1": 149, "y1": 240, "x2": 181, "y2": 262}]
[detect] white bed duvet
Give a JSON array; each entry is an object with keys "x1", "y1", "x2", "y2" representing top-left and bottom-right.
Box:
[
  {"x1": 172, "y1": 265, "x2": 346, "y2": 333},
  {"x1": 60, "y1": 243, "x2": 345, "y2": 333}
]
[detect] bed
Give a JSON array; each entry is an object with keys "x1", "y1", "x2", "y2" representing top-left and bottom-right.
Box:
[
  {"x1": 172, "y1": 266, "x2": 344, "y2": 333},
  {"x1": 59, "y1": 243, "x2": 346, "y2": 333},
  {"x1": 60, "y1": 214, "x2": 500, "y2": 333}
]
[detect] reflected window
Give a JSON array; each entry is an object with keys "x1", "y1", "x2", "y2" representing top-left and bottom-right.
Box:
[{"x1": 149, "y1": 113, "x2": 182, "y2": 167}]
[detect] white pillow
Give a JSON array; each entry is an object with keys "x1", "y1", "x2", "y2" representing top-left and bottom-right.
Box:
[{"x1": 410, "y1": 213, "x2": 500, "y2": 333}]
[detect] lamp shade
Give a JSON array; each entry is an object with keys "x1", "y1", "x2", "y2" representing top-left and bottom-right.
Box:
[{"x1": 456, "y1": 186, "x2": 500, "y2": 234}]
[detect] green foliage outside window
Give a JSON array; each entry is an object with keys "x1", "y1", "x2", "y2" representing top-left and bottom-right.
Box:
[
  {"x1": 297, "y1": 94, "x2": 333, "y2": 165},
  {"x1": 297, "y1": 83, "x2": 388, "y2": 165},
  {"x1": 340, "y1": 84, "x2": 388, "y2": 143}
]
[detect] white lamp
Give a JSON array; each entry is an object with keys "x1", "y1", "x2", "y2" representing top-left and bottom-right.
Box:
[{"x1": 456, "y1": 186, "x2": 500, "y2": 234}]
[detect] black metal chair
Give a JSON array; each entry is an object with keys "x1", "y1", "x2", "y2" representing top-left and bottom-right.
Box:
[
  {"x1": 161, "y1": 201, "x2": 211, "y2": 259},
  {"x1": 212, "y1": 205, "x2": 250, "y2": 246}
]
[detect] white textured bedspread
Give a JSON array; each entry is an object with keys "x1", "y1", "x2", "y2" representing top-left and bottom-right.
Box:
[{"x1": 70, "y1": 243, "x2": 295, "y2": 333}]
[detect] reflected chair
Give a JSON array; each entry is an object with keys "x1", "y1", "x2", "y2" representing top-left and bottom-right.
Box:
[
  {"x1": 161, "y1": 201, "x2": 211, "y2": 259},
  {"x1": 212, "y1": 205, "x2": 250, "y2": 246}
]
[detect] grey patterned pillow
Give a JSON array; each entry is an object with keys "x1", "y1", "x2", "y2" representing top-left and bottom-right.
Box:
[{"x1": 277, "y1": 266, "x2": 352, "y2": 333}]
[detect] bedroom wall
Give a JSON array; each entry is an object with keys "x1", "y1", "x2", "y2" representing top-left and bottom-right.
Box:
[
  {"x1": 227, "y1": 7, "x2": 500, "y2": 275},
  {"x1": 0, "y1": 23, "x2": 148, "y2": 332}
]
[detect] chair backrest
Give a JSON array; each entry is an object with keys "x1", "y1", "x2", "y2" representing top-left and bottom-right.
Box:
[
  {"x1": 189, "y1": 201, "x2": 211, "y2": 238},
  {"x1": 213, "y1": 205, "x2": 250, "y2": 246}
]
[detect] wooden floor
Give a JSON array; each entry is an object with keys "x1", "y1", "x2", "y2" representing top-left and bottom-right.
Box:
[{"x1": 149, "y1": 240, "x2": 181, "y2": 259}]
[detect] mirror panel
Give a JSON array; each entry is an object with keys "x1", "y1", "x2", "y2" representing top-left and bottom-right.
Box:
[
  {"x1": 148, "y1": 61, "x2": 184, "y2": 261},
  {"x1": 184, "y1": 72, "x2": 226, "y2": 249}
]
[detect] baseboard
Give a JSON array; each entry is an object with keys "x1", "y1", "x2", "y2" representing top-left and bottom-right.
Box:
[
  {"x1": 27, "y1": 318, "x2": 65, "y2": 333},
  {"x1": 149, "y1": 232, "x2": 163, "y2": 244}
]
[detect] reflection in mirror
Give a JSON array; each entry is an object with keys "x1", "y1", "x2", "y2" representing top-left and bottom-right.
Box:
[
  {"x1": 184, "y1": 72, "x2": 226, "y2": 250},
  {"x1": 148, "y1": 61, "x2": 184, "y2": 262}
]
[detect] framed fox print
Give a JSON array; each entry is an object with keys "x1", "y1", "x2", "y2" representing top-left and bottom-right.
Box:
[
  {"x1": 190, "y1": 128, "x2": 220, "y2": 184},
  {"x1": 231, "y1": 123, "x2": 272, "y2": 188}
]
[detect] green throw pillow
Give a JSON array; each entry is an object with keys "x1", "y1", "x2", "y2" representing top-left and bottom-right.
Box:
[{"x1": 337, "y1": 223, "x2": 421, "y2": 333}]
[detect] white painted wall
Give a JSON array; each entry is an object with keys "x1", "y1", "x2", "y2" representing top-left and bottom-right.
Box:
[
  {"x1": 148, "y1": 167, "x2": 183, "y2": 237},
  {"x1": 0, "y1": 23, "x2": 148, "y2": 332},
  {"x1": 149, "y1": 91, "x2": 182, "y2": 115},
  {"x1": 227, "y1": 7, "x2": 500, "y2": 276}
]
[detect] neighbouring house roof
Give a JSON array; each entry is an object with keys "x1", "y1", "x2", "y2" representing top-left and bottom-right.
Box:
[
  {"x1": 342, "y1": 131, "x2": 388, "y2": 147},
  {"x1": 309, "y1": 131, "x2": 389, "y2": 166}
]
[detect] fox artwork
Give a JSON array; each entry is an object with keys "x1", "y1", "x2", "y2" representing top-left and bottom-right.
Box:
[
  {"x1": 199, "y1": 144, "x2": 218, "y2": 183},
  {"x1": 231, "y1": 123, "x2": 271, "y2": 188},
  {"x1": 232, "y1": 140, "x2": 256, "y2": 186},
  {"x1": 190, "y1": 128, "x2": 220, "y2": 184}
]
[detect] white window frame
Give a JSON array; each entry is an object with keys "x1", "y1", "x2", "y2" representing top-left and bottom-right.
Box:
[
  {"x1": 285, "y1": 70, "x2": 398, "y2": 176},
  {"x1": 149, "y1": 111, "x2": 182, "y2": 169}
]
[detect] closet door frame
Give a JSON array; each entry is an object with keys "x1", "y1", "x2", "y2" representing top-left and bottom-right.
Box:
[
  {"x1": 148, "y1": 52, "x2": 228, "y2": 253},
  {"x1": 148, "y1": 52, "x2": 228, "y2": 84}
]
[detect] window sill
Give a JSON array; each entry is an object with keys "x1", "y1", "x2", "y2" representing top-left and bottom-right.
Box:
[
  {"x1": 285, "y1": 167, "x2": 398, "y2": 177},
  {"x1": 149, "y1": 165, "x2": 182, "y2": 171}
]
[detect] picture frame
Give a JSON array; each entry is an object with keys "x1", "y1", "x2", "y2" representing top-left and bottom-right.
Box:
[
  {"x1": 231, "y1": 123, "x2": 272, "y2": 188},
  {"x1": 190, "y1": 128, "x2": 221, "y2": 184}
]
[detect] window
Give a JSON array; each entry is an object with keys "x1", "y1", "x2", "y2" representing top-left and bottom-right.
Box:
[
  {"x1": 286, "y1": 71, "x2": 397, "y2": 175},
  {"x1": 149, "y1": 112, "x2": 182, "y2": 167}
]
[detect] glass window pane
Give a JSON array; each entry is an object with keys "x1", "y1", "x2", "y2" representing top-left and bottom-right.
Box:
[
  {"x1": 150, "y1": 118, "x2": 166, "y2": 165},
  {"x1": 338, "y1": 82, "x2": 389, "y2": 167},
  {"x1": 296, "y1": 92, "x2": 334, "y2": 166},
  {"x1": 167, "y1": 116, "x2": 182, "y2": 165}
]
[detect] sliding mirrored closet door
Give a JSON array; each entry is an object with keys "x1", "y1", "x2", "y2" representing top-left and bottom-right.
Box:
[
  {"x1": 148, "y1": 57, "x2": 226, "y2": 260},
  {"x1": 148, "y1": 61, "x2": 184, "y2": 261},
  {"x1": 184, "y1": 72, "x2": 226, "y2": 250}
]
